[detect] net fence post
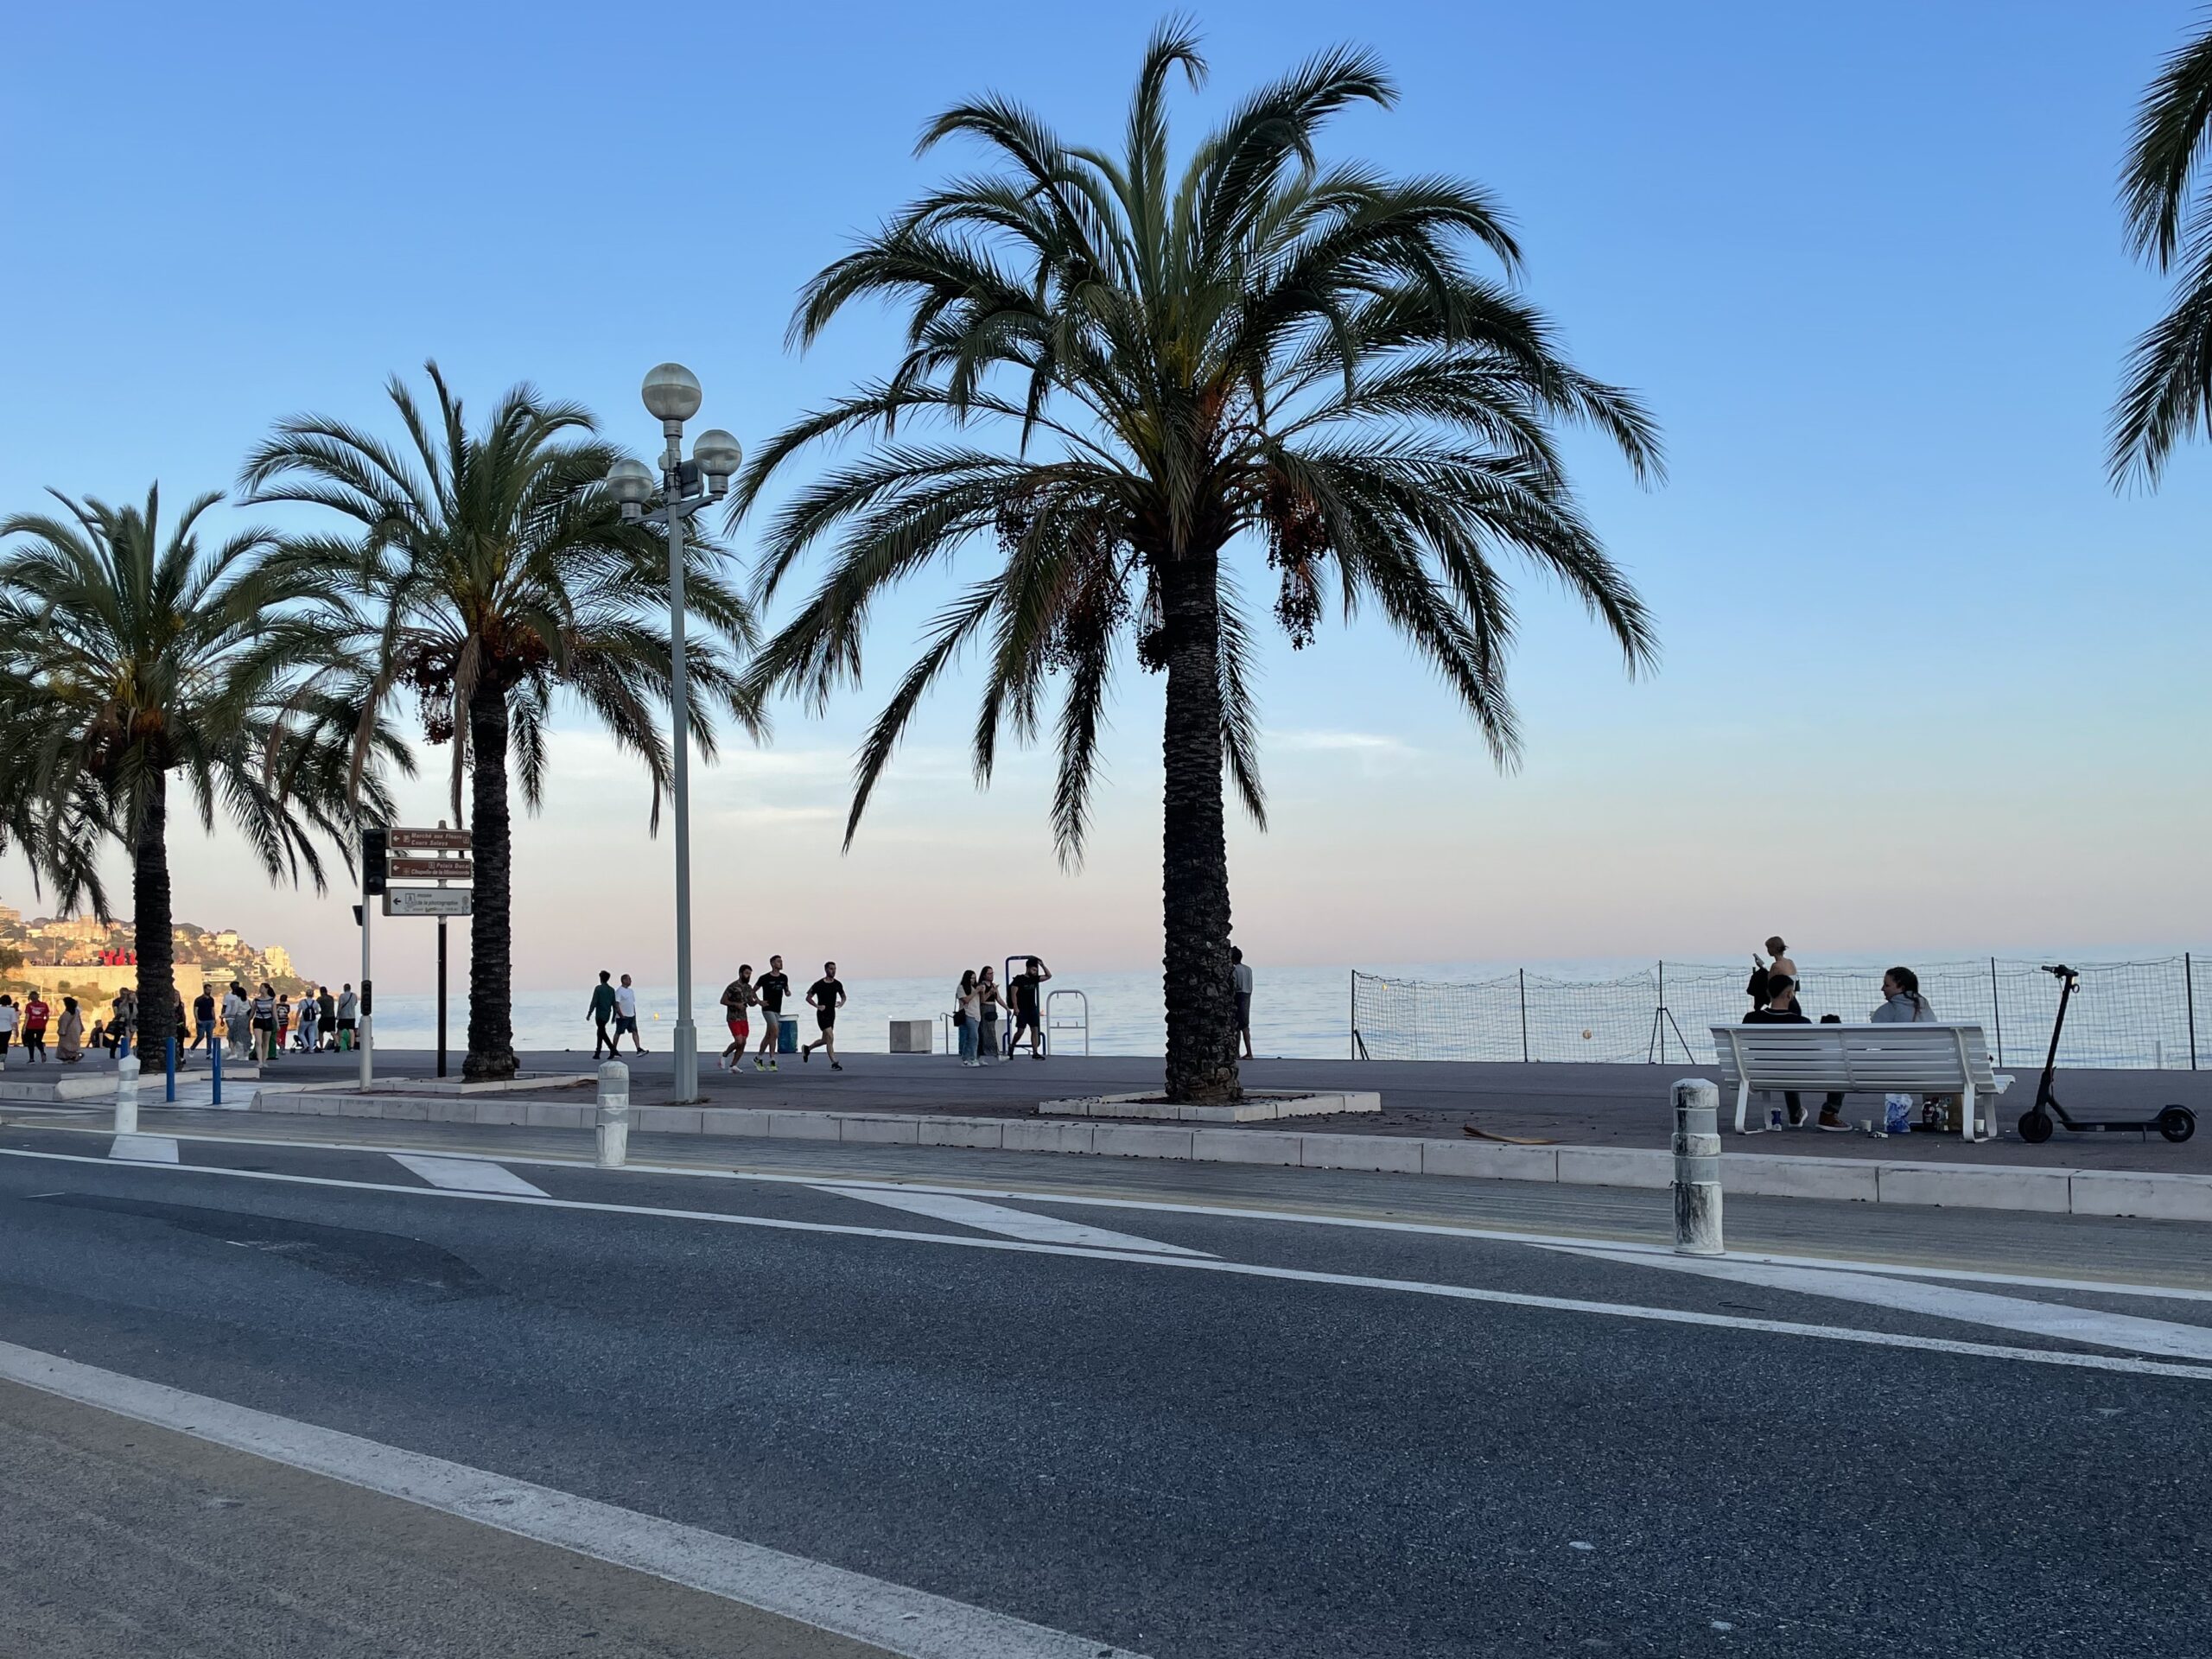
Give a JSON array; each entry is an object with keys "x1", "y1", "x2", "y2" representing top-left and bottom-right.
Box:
[
  {"x1": 2187, "y1": 953, "x2": 2197, "y2": 1071},
  {"x1": 1349, "y1": 970, "x2": 1355, "y2": 1061},
  {"x1": 1989, "y1": 957, "x2": 2003, "y2": 1068},
  {"x1": 1518, "y1": 969, "x2": 1529, "y2": 1063}
]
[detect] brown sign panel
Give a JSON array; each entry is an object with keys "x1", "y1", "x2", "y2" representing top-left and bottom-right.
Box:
[
  {"x1": 389, "y1": 855, "x2": 474, "y2": 881},
  {"x1": 390, "y1": 826, "x2": 473, "y2": 851}
]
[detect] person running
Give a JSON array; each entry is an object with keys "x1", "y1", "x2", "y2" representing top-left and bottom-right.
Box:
[
  {"x1": 753, "y1": 957, "x2": 790, "y2": 1071},
  {"x1": 614, "y1": 973, "x2": 645, "y2": 1054},
  {"x1": 22, "y1": 988, "x2": 50, "y2": 1064},
  {"x1": 1007, "y1": 957, "x2": 1052, "y2": 1058},
  {"x1": 955, "y1": 969, "x2": 982, "y2": 1066},
  {"x1": 56, "y1": 996, "x2": 84, "y2": 1064},
  {"x1": 316, "y1": 985, "x2": 338, "y2": 1052},
  {"x1": 976, "y1": 966, "x2": 1002, "y2": 1065},
  {"x1": 1231, "y1": 947, "x2": 1255, "y2": 1060},
  {"x1": 588, "y1": 970, "x2": 618, "y2": 1059},
  {"x1": 801, "y1": 963, "x2": 846, "y2": 1069},
  {"x1": 719, "y1": 966, "x2": 757, "y2": 1071},
  {"x1": 335, "y1": 982, "x2": 359, "y2": 1052},
  {"x1": 0, "y1": 996, "x2": 16, "y2": 1071}
]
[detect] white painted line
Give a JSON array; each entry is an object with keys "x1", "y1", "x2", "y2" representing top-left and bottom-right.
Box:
[
  {"x1": 14, "y1": 1120, "x2": 2212, "y2": 1305},
  {"x1": 1544, "y1": 1248, "x2": 2212, "y2": 1363},
  {"x1": 0, "y1": 1338, "x2": 1146, "y2": 1659},
  {"x1": 4, "y1": 1144, "x2": 2211, "y2": 1382},
  {"x1": 109, "y1": 1134, "x2": 179, "y2": 1164},
  {"x1": 392, "y1": 1154, "x2": 547, "y2": 1198},
  {"x1": 817, "y1": 1185, "x2": 1211, "y2": 1256}
]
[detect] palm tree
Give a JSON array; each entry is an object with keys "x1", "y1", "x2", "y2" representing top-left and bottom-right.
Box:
[
  {"x1": 240, "y1": 363, "x2": 759, "y2": 1081},
  {"x1": 2113, "y1": 16, "x2": 2212, "y2": 484},
  {"x1": 0, "y1": 486, "x2": 403, "y2": 1060},
  {"x1": 734, "y1": 25, "x2": 1661, "y2": 1103}
]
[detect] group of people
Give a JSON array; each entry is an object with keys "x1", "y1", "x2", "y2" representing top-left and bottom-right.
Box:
[
  {"x1": 714, "y1": 957, "x2": 847, "y2": 1071},
  {"x1": 950, "y1": 957, "x2": 1052, "y2": 1065},
  {"x1": 1742, "y1": 934, "x2": 1937, "y2": 1129},
  {"x1": 0, "y1": 979, "x2": 360, "y2": 1070}
]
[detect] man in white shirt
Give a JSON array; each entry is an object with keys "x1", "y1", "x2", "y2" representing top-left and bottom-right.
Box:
[
  {"x1": 1231, "y1": 946, "x2": 1255, "y2": 1060},
  {"x1": 615, "y1": 974, "x2": 645, "y2": 1054}
]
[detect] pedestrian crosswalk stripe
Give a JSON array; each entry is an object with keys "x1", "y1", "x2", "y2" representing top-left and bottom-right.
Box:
[
  {"x1": 109, "y1": 1134, "x2": 179, "y2": 1164},
  {"x1": 815, "y1": 1185, "x2": 1211, "y2": 1255},
  {"x1": 391, "y1": 1154, "x2": 547, "y2": 1197}
]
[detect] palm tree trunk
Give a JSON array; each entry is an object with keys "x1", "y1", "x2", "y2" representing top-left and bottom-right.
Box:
[
  {"x1": 1158, "y1": 550, "x2": 1242, "y2": 1104},
  {"x1": 463, "y1": 677, "x2": 518, "y2": 1081},
  {"x1": 132, "y1": 772, "x2": 177, "y2": 1065}
]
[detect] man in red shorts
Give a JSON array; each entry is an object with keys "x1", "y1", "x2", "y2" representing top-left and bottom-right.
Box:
[{"x1": 718, "y1": 965, "x2": 757, "y2": 1074}]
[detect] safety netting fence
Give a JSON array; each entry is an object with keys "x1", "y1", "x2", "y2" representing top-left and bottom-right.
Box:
[{"x1": 1351, "y1": 955, "x2": 2209, "y2": 1070}]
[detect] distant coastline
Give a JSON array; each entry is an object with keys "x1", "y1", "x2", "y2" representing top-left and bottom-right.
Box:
[{"x1": 0, "y1": 898, "x2": 308, "y2": 1002}]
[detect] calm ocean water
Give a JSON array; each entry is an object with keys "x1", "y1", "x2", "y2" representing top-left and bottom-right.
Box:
[{"x1": 355, "y1": 950, "x2": 2208, "y2": 1069}]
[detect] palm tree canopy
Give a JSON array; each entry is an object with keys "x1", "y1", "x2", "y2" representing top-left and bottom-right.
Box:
[
  {"x1": 239, "y1": 362, "x2": 762, "y2": 823},
  {"x1": 2113, "y1": 16, "x2": 2212, "y2": 485},
  {"x1": 0, "y1": 485, "x2": 404, "y2": 906},
  {"x1": 736, "y1": 21, "x2": 1661, "y2": 859}
]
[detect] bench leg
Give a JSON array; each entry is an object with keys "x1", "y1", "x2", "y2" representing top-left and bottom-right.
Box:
[
  {"x1": 1734, "y1": 1080, "x2": 1751, "y2": 1135},
  {"x1": 1961, "y1": 1082, "x2": 1979, "y2": 1142}
]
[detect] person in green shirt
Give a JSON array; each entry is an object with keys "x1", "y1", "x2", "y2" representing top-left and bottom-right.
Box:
[{"x1": 588, "y1": 970, "x2": 618, "y2": 1059}]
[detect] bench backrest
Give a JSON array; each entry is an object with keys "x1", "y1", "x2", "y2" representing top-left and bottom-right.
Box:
[{"x1": 1709, "y1": 1024, "x2": 1999, "y2": 1091}]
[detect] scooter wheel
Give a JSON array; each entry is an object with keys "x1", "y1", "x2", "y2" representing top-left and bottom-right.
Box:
[
  {"x1": 2018, "y1": 1110, "x2": 2055, "y2": 1144},
  {"x1": 2158, "y1": 1106, "x2": 2196, "y2": 1144}
]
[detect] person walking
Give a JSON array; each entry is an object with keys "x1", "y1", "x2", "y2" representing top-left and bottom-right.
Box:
[
  {"x1": 1007, "y1": 957, "x2": 1052, "y2": 1058},
  {"x1": 976, "y1": 966, "x2": 1002, "y2": 1065},
  {"x1": 55, "y1": 996, "x2": 84, "y2": 1064},
  {"x1": 801, "y1": 963, "x2": 846, "y2": 1069},
  {"x1": 251, "y1": 983, "x2": 277, "y2": 1064},
  {"x1": 588, "y1": 971, "x2": 618, "y2": 1059},
  {"x1": 192, "y1": 984, "x2": 218, "y2": 1053},
  {"x1": 272, "y1": 992, "x2": 292, "y2": 1061},
  {"x1": 1231, "y1": 947, "x2": 1255, "y2": 1060},
  {"x1": 614, "y1": 974, "x2": 645, "y2": 1055},
  {"x1": 316, "y1": 985, "x2": 338, "y2": 1052},
  {"x1": 225, "y1": 983, "x2": 251, "y2": 1061},
  {"x1": 335, "y1": 982, "x2": 359, "y2": 1052},
  {"x1": 753, "y1": 957, "x2": 791, "y2": 1071},
  {"x1": 719, "y1": 966, "x2": 758, "y2": 1072},
  {"x1": 955, "y1": 969, "x2": 981, "y2": 1066},
  {"x1": 22, "y1": 988, "x2": 50, "y2": 1064},
  {"x1": 0, "y1": 996, "x2": 16, "y2": 1071}
]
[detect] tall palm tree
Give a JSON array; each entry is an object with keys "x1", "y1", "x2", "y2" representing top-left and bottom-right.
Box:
[
  {"x1": 734, "y1": 24, "x2": 1661, "y2": 1103},
  {"x1": 241, "y1": 363, "x2": 759, "y2": 1081},
  {"x1": 0, "y1": 486, "x2": 403, "y2": 1059},
  {"x1": 2113, "y1": 16, "x2": 2212, "y2": 485}
]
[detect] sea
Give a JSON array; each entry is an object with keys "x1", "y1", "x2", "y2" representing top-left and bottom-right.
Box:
[{"x1": 353, "y1": 950, "x2": 2209, "y2": 1070}]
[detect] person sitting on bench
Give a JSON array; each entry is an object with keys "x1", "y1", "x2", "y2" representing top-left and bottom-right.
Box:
[{"x1": 1742, "y1": 976, "x2": 1848, "y2": 1130}]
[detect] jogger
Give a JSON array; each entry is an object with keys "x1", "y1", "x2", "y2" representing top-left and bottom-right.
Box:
[{"x1": 801, "y1": 963, "x2": 846, "y2": 1069}]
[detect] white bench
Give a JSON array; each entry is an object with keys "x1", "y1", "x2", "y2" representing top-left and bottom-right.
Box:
[{"x1": 1709, "y1": 1024, "x2": 2012, "y2": 1142}]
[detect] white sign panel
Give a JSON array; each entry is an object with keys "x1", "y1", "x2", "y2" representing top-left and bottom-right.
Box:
[{"x1": 384, "y1": 888, "x2": 474, "y2": 917}]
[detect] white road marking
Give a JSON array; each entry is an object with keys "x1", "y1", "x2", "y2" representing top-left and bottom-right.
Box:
[
  {"x1": 817, "y1": 1185, "x2": 1211, "y2": 1256},
  {"x1": 391, "y1": 1154, "x2": 547, "y2": 1197},
  {"x1": 24, "y1": 1121, "x2": 2204, "y2": 1307},
  {"x1": 1544, "y1": 1247, "x2": 2212, "y2": 1362},
  {"x1": 0, "y1": 1338, "x2": 1147, "y2": 1659},
  {"x1": 108, "y1": 1135, "x2": 179, "y2": 1164},
  {"x1": 4, "y1": 1144, "x2": 2210, "y2": 1382}
]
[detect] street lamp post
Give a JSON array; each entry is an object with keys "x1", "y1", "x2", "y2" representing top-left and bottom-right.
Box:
[{"x1": 608, "y1": 364, "x2": 741, "y2": 1105}]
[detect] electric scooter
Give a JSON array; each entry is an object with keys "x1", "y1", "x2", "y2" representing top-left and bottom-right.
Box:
[{"x1": 2016, "y1": 965, "x2": 2196, "y2": 1144}]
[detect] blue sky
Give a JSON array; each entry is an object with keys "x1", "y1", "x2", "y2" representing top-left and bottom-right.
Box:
[{"x1": 3, "y1": 1, "x2": 2206, "y2": 988}]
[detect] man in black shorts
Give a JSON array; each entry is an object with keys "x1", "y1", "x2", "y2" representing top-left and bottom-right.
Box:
[
  {"x1": 753, "y1": 957, "x2": 790, "y2": 1071},
  {"x1": 1007, "y1": 957, "x2": 1052, "y2": 1058},
  {"x1": 801, "y1": 962, "x2": 845, "y2": 1070}
]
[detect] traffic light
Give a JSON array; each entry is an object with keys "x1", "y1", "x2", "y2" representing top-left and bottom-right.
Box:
[{"x1": 361, "y1": 828, "x2": 388, "y2": 896}]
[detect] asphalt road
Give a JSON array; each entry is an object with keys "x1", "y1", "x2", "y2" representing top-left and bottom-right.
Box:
[{"x1": 0, "y1": 1123, "x2": 2206, "y2": 1657}]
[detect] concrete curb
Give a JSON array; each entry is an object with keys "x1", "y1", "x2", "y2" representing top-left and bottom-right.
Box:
[{"x1": 243, "y1": 1090, "x2": 2212, "y2": 1224}]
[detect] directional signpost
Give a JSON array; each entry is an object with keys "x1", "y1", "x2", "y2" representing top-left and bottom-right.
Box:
[{"x1": 359, "y1": 824, "x2": 474, "y2": 1083}]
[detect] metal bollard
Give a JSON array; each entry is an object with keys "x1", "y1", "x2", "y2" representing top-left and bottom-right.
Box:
[
  {"x1": 211, "y1": 1035, "x2": 223, "y2": 1108},
  {"x1": 1670, "y1": 1077, "x2": 1724, "y2": 1255},
  {"x1": 115, "y1": 1055, "x2": 141, "y2": 1136},
  {"x1": 595, "y1": 1061, "x2": 630, "y2": 1169}
]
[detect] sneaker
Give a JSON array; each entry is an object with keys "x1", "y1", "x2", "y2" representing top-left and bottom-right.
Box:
[
  {"x1": 753, "y1": 1058, "x2": 766, "y2": 1071},
  {"x1": 1817, "y1": 1111, "x2": 1851, "y2": 1132},
  {"x1": 802, "y1": 1047, "x2": 811, "y2": 1064},
  {"x1": 831, "y1": 1060, "x2": 842, "y2": 1070}
]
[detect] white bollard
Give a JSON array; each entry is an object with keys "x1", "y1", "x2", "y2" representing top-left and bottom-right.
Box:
[
  {"x1": 595, "y1": 1061, "x2": 630, "y2": 1169},
  {"x1": 114, "y1": 1055, "x2": 141, "y2": 1136},
  {"x1": 1671, "y1": 1077, "x2": 1724, "y2": 1256}
]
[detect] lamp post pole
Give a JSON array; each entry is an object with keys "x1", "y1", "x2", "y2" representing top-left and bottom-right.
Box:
[{"x1": 613, "y1": 366, "x2": 741, "y2": 1107}]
